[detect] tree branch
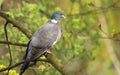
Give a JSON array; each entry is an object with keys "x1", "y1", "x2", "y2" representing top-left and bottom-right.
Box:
[
  {"x1": 0, "y1": 59, "x2": 48, "y2": 72},
  {"x1": 47, "y1": 54, "x2": 68, "y2": 75},
  {"x1": 0, "y1": 41, "x2": 27, "y2": 47},
  {"x1": 0, "y1": 11, "x2": 31, "y2": 38}
]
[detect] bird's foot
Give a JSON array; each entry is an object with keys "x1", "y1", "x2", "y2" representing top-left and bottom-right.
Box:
[
  {"x1": 46, "y1": 50, "x2": 52, "y2": 54},
  {"x1": 44, "y1": 50, "x2": 52, "y2": 57}
]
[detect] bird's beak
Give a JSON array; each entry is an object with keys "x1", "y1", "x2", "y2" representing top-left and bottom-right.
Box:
[{"x1": 61, "y1": 15, "x2": 66, "y2": 18}]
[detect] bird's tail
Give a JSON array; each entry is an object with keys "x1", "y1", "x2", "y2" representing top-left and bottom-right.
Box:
[{"x1": 19, "y1": 59, "x2": 30, "y2": 75}]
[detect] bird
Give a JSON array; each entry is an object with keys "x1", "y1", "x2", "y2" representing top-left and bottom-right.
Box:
[{"x1": 19, "y1": 11, "x2": 65, "y2": 75}]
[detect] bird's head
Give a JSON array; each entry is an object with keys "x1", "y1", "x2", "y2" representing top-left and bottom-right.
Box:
[{"x1": 51, "y1": 11, "x2": 65, "y2": 21}]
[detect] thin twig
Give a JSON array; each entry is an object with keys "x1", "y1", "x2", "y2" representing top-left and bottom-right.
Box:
[
  {"x1": 0, "y1": 59, "x2": 48, "y2": 72},
  {"x1": 68, "y1": 0, "x2": 120, "y2": 16},
  {"x1": 39, "y1": 9, "x2": 50, "y2": 18},
  {"x1": 0, "y1": 40, "x2": 27, "y2": 47},
  {"x1": 0, "y1": 61, "x2": 23, "y2": 72},
  {"x1": 4, "y1": 21, "x2": 12, "y2": 75}
]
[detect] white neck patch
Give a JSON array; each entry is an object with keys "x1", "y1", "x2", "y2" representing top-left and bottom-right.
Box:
[{"x1": 50, "y1": 19, "x2": 58, "y2": 23}]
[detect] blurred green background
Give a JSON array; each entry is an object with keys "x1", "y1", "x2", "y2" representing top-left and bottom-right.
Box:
[{"x1": 0, "y1": 0, "x2": 120, "y2": 75}]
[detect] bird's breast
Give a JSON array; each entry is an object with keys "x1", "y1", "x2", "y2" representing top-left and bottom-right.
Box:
[
  {"x1": 31, "y1": 23, "x2": 61, "y2": 48},
  {"x1": 52, "y1": 28, "x2": 61, "y2": 46}
]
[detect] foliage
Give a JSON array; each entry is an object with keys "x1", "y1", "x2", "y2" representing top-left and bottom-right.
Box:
[
  {"x1": 0, "y1": 64, "x2": 19, "y2": 75},
  {"x1": 0, "y1": 0, "x2": 120, "y2": 75}
]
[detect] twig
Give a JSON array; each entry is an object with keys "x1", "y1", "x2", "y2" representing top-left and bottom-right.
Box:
[
  {"x1": 0, "y1": 40, "x2": 27, "y2": 47},
  {"x1": 68, "y1": 0, "x2": 120, "y2": 16},
  {"x1": 98, "y1": 24, "x2": 120, "y2": 41},
  {"x1": 39, "y1": 9, "x2": 50, "y2": 18},
  {"x1": 0, "y1": 59, "x2": 48, "y2": 72},
  {"x1": 0, "y1": 61, "x2": 23, "y2": 72},
  {"x1": 4, "y1": 21, "x2": 12, "y2": 75}
]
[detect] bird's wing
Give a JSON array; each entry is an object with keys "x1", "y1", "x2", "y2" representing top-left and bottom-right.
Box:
[{"x1": 26, "y1": 22, "x2": 61, "y2": 60}]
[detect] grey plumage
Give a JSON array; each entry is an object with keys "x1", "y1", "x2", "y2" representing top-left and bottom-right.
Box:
[
  {"x1": 20, "y1": 11, "x2": 64, "y2": 75},
  {"x1": 27, "y1": 22, "x2": 61, "y2": 60}
]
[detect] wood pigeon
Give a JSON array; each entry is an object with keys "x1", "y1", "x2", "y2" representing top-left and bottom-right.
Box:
[{"x1": 20, "y1": 11, "x2": 65, "y2": 75}]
